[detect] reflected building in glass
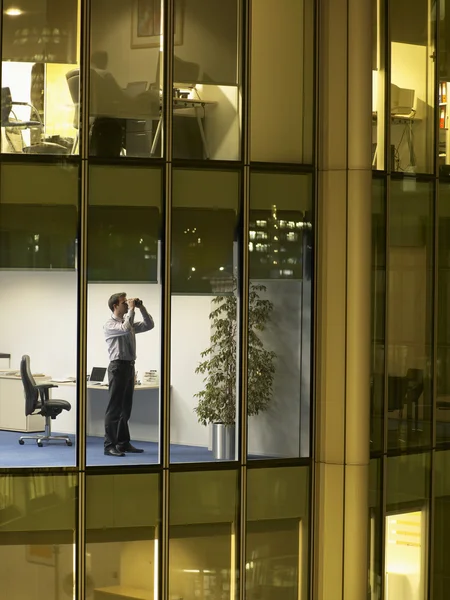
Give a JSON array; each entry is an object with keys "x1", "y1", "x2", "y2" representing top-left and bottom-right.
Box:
[{"x1": 2, "y1": 0, "x2": 448, "y2": 599}]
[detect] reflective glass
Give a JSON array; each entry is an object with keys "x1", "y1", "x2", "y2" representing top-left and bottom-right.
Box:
[
  {"x1": 90, "y1": 0, "x2": 163, "y2": 158},
  {"x1": 369, "y1": 459, "x2": 382, "y2": 600},
  {"x1": 439, "y1": 2, "x2": 450, "y2": 175},
  {"x1": 248, "y1": 172, "x2": 312, "y2": 459},
  {"x1": 372, "y1": 0, "x2": 386, "y2": 170},
  {"x1": 172, "y1": 0, "x2": 240, "y2": 160},
  {"x1": 437, "y1": 181, "x2": 450, "y2": 444},
  {"x1": 433, "y1": 450, "x2": 450, "y2": 600},
  {"x1": 250, "y1": 0, "x2": 314, "y2": 163},
  {"x1": 169, "y1": 469, "x2": 238, "y2": 600},
  {"x1": 0, "y1": 473, "x2": 77, "y2": 598},
  {"x1": 0, "y1": 162, "x2": 79, "y2": 467},
  {"x1": 87, "y1": 165, "x2": 162, "y2": 466},
  {"x1": 247, "y1": 466, "x2": 309, "y2": 599},
  {"x1": 86, "y1": 473, "x2": 159, "y2": 598},
  {"x1": 389, "y1": 0, "x2": 435, "y2": 173},
  {"x1": 387, "y1": 179, "x2": 433, "y2": 450},
  {"x1": 371, "y1": 178, "x2": 386, "y2": 452},
  {"x1": 385, "y1": 453, "x2": 430, "y2": 600},
  {"x1": 170, "y1": 169, "x2": 240, "y2": 462},
  {"x1": 1, "y1": 0, "x2": 80, "y2": 155}
]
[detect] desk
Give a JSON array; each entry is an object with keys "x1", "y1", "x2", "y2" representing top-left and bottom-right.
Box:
[{"x1": 0, "y1": 374, "x2": 159, "y2": 441}]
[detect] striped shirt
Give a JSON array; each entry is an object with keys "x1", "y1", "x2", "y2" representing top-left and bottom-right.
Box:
[{"x1": 104, "y1": 307, "x2": 154, "y2": 361}]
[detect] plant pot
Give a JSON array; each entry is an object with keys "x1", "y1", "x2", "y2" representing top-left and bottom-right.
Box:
[{"x1": 212, "y1": 423, "x2": 235, "y2": 460}]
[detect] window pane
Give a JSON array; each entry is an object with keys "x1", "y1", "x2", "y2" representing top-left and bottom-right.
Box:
[
  {"x1": 250, "y1": 0, "x2": 314, "y2": 163},
  {"x1": 371, "y1": 178, "x2": 386, "y2": 452},
  {"x1": 387, "y1": 179, "x2": 433, "y2": 450},
  {"x1": 87, "y1": 473, "x2": 159, "y2": 597},
  {"x1": 385, "y1": 453, "x2": 430, "y2": 600},
  {"x1": 369, "y1": 458, "x2": 382, "y2": 600},
  {"x1": 169, "y1": 469, "x2": 238, "y2": 600},
  {"x1": 90, "y1": 0, "x2": 163, "y2": 158},
  {"x1": 0, "y1": 162, "x2": 78, "y2": 467},
  {"x1": 433, "y1": 450, "x2": 450, "y2": 600},
  {"x1": 87, "y1": 165, "x2": 162, "y2": 466},
  {"x1": 437, "y1": 181, "x2": 450, "y2": 444},
  {"x1": 247, "y1": 466, "x2": 309, "y2": 600},
  {"x1": 171, "y1": 169, "x2": 239, "y2": 462},
  {"x1": 248, "y1": 172, "x2": 312, "y2": 459},
  {"x1": 390, "y1": 0, "x2": 435, "y2": 173},
  {"x1": 0, "y1": 473, "x2": 77, "y2": 598},
  {"x1": 439, "y1": 3, "x2": 450, "y2": 175},
  {"x1": 372, "y1": 0, "x2": 386, "y2": 170},
  {"x1": 1, "y1": 0, "x2": 79, "y2": 155},
  {"x1": 172, "y1": 0, "x2": 240, "y2": 160}
]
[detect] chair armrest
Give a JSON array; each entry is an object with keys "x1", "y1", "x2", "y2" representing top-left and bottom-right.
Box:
[{"x1": 36, "y1": 383, "x2": 58, "y2": 404}]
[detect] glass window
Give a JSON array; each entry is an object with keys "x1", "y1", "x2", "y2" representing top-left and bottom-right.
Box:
[
  {"x1": 387, "y1": 179, "x2": 433, "y2": 450},
  {"x1": 247, "y1": 466, "x2": 309, "y2": 599},
  {"x1": 369, "y1": 458, "x2": 382, "y2": 600},
  {"x1": 1, "y1": 0, "x2": 80, "y2": 155},
  {"x1": 90, "y1": 0, "x2": 163, "y2": 158},
  {"x1": 390, "y1": 0, "x2": 435, "y2": 173},
  {"x1": 250, "y1": 0, "x2": 314, "y2": 163},
  {"x1": 86, "y1": 473, "x2": 160, "y2": 598},
  {"x1": 372, "y1": 0, "x2": 386, "y2": 170},
  {"x1": 433, "y1": 450, "x2": 450, "y2": 600},
  {"x1": 169, "y1": 469, "x2": 238, "y2": 599},
  {"x1": 0, "y1": 162, "x2": 78, "y2": 467},
  {"x1": 172, "y1": 0, "x2": 240, "y2": 161},
  {"x1": 248, "y1": 172, "x2": 312, "y2": 459},
  {"x1": 385, "y1": 453, "x2": 430, "y2": 600},
  {"x1": 171, "y1": 169, "x2": 240, "y2": 462},
  {"x1": 437, "y1": 181, "x2": 450, "y2": 444},
  {"x1": 0, "y1": 473, "x2": 77, "y2": 599},
  {"x1": 371, "y1": 177, "x2": 386, "y2": 452},
  {"x1": 87, "y1": 165, "x2": 162, "y2": 466}
]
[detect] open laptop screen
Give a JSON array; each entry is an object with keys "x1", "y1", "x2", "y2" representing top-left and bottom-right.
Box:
[{"x1": 90, "y1": 367, "x2": 107, "y2": 383}]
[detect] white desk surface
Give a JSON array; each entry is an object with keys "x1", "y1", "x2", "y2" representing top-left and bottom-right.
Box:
[{"x1": 0, "y1": 372, "x2": 158, "y2": 391}]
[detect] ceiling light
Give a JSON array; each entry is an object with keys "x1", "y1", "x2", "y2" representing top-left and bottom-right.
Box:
[{"x1": 5, "y1": 8, "x2": 23, "y2": 16}]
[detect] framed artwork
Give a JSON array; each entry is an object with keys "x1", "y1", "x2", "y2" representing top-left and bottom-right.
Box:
[{"x1": 131, "y1": 0, "x2": 184, "y2": 49}]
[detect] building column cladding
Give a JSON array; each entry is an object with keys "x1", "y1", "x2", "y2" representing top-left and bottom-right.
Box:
[{"x1": 313, "y1": 1, "x2": 372, "y2": 599}]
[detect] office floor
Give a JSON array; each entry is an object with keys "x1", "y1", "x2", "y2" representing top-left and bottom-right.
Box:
[{"x1": 0, "y1": 430, "x2": 223, "y2": 467}]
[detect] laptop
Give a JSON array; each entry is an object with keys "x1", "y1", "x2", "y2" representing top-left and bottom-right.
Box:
[
  {"x1": 124, "y1": 81, "x2": 148, "y2": 98},
  {"x1": 89, "y1": 367, "x2": 107, "y2": 385}
]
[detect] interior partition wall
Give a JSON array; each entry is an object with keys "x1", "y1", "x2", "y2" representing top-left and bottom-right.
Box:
[{"x1": 0, "y1": 2, "x2": 315, "y2": 600}]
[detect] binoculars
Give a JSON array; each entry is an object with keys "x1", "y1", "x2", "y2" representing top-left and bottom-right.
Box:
[{"x1": 134, "y1": 298, "x2": 143, "y2": 308}]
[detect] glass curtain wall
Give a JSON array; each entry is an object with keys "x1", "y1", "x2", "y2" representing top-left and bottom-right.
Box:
[{"x1": 0, "y1": 0, "x2": 314, "y2": 598}]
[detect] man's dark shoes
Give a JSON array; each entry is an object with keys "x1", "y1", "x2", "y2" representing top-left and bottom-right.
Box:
[
  {"x1": 117, "y1": 443, "x2": 144, "y2": 453},
  {"x1": 104, "y1": 447, "x2": 125, "y2": 457}
]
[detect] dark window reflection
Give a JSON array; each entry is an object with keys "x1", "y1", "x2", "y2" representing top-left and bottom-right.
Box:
[
  {"x1": 171, "y1": 207, "x2": 236, "y2": 293},
  {"x1": 0, "y1": 204, "x2": 77, "y2": 268},
  {"x1": 88, "y1": 206, "x2": 159, "y2": 282}
]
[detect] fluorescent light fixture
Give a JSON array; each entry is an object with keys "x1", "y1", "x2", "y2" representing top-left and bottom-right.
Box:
[{"x1": 5, "y1": 7, "x2": 23, "y2": 16}]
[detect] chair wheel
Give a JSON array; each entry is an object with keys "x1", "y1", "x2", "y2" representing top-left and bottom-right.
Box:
[
  {"x1": 37, "y1": 442, "x2": 43, "y2": 447},
  {"x1": 18, "y1": 439, "x2": 24, "y2": 445},
  {"x1": 66, "y1": 440, "x2": 73, "y2": 446}
]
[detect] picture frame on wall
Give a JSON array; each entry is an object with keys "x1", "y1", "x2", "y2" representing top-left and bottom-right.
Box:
[{"x1": 131, "y1": 0, "x2": 184, "y2": 49}]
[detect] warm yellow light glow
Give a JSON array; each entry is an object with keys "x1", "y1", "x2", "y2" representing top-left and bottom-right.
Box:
[{"x1": 5, "y1": 7, "x2": 23, "y2": 16}]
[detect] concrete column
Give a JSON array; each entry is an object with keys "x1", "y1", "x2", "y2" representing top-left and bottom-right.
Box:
[{"x1": 313, "y1": 1, "x2": 372, "y2": 599}]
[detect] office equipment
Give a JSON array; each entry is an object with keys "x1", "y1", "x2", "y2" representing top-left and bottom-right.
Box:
[
  {"x1": 90, "y1": 367, "x2": 107, "y2": 385},
  {"x1": 124, "y1": 81, "x2": 148, "y2": 98},
  {"x1": 391, "y1": 83, "x2": 416, "y2": 117},
  {"x1": 18, "y1": 355, "x2": 72, "y2": 447}
]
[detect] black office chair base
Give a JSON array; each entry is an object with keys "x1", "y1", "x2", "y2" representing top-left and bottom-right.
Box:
[{"x1": 18, "y1": 417, "x2": 72, "y2": 447}]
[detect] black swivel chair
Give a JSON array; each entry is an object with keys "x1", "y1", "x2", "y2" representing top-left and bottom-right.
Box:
[{"x1": 19, "y1": 355, "x2": 72, "y2": 447}]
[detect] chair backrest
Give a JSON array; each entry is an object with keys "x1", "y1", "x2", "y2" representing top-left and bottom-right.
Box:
[
  {"x1": 1, "y1": 87, "x2": 12, "y2": 124},
  {"x1": 66, "y1": 69, "x2": 79, "y2": 129},
  {"x1": 20, "y1": 355, "x2": 39, "y2": 416}
]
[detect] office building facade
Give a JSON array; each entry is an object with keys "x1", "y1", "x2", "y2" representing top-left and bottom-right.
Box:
[{"x1": 0, "y1": 0, "x2": 448, "y2": 599}]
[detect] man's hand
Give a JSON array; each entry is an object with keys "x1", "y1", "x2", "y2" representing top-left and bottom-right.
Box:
[{"x1": 127, "y1": 298, "x2": 136, "y2": 310}]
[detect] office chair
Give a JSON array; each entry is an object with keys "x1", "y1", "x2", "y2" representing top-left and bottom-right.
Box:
[
  {"x1": 18, "y1": 355, "x2": 72, "y2": 447},
  {"x1": 1, "y1": 86, "x2": 43, "y2": 152}
]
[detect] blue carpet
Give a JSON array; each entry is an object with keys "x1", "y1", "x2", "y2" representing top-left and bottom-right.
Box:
[{"x1": 0, "y1": 430, "x2": 221, "y2": 468}]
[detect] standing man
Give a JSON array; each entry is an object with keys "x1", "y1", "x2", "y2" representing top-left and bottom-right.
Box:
[{"x1": 103, "y1": 292, "x2": 154, "y2": 457}]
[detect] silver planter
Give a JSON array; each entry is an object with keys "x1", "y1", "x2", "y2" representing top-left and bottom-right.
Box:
[{"x1": 212, "y1": 423, "x2": 235, "y2": 460}]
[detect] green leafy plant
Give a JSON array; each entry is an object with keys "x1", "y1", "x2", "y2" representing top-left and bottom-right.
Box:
[{"x1": 194, "y1": 282, "x2": 277, "y2": 426}]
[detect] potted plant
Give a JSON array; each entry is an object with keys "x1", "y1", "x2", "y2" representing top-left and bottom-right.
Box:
[{"x1": 194, "y1": 281, "x2": 277, "y2": 459}]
